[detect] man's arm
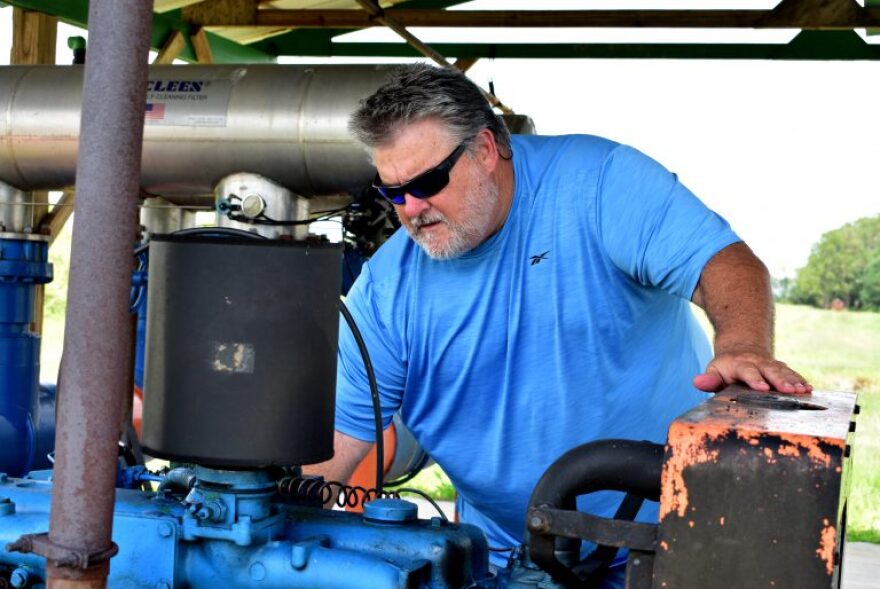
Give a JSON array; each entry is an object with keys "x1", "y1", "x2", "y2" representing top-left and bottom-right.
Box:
[
  {"x1": 302, "y1": 430, "x2": 372, "y2": 484},
  {"x1": 691, "y1": 242, "x2": 812, "y2": 394}
]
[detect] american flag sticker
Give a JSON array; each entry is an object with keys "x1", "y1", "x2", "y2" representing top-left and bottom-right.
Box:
[{"x1": 145, "y1": 102, "x2": 165, "y2": 120}]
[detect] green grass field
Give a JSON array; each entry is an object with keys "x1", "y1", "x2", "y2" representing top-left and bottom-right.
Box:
[
  {"x1": 774, "y1": 304, "x2": 880, "y2": 542},
  {"x1": 37, "y1": 228, "x2": 879, "y2": 541}
]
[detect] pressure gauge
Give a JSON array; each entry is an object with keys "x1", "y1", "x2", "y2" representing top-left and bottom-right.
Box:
[{"x1": 241, "y1": 193, "x2": 266, "y2": 219}]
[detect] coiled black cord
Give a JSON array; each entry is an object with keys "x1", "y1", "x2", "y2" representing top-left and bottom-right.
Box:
[
  {"x1": 277, "y1": 477, "x2": 448, "y2": 522},
  {"x1": 278, "y1": 476, "x2": 397, "y2": 509}
]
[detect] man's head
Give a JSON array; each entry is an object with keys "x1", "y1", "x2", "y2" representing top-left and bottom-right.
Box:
[{"x1": 349, "y1": 64, "x2": 513, "y2": 259}]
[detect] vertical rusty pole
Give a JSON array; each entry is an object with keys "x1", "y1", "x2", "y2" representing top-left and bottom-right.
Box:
[{"x1": 47, "y1": 1, "x2": 153, "y2": 587}]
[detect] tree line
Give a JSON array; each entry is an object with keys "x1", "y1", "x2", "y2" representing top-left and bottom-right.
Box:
[{"x1": 778, "y1": 215, "x2": 880, "y2": 310}]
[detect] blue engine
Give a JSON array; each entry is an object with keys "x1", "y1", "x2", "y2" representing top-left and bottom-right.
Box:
[{"x1": 0, "y1": 467, "x2": 508, "y2": 588}]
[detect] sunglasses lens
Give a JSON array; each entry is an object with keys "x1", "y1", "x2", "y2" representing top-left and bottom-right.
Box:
[
  {"x1": 372, "y1": 143, "x2": 458, "y2": 205},
  {"x1": 373, "y1": 179, "x2": 406, "y2": 205},
  {"x1": 408, "y1": 170, "x2": 449, "y2": 199},
  {"x1": 387, "y1": 191, "x2": 406, "y2": 205}
]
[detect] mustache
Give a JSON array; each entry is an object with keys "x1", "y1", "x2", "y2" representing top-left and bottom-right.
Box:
[{"x1": 410, "y1": 211, "x2": 448, "y2": 230}]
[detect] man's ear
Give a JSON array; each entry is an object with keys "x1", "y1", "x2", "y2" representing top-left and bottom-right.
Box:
[{"x1": 475, "y1": 128, "x2": 500, "y2": 172}]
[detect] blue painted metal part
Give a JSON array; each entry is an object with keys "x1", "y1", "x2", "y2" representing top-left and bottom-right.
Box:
[
  {"x1": 363, "y1": 498, "x2": 418, "y2": 523},
  {"x1": 0, "y1": 238, "x2": 53, "y2": 477},
  {"x1": 131, "y1": 248, "x2": 148, "y2": 390},
  {"x1": 0, "y1": 470, "x2": 502, "y2": 588}
]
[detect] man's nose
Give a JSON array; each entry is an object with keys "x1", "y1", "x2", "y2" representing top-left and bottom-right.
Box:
[{"x1": 402, "y1": 193, "x2": 431, "y2": 218}]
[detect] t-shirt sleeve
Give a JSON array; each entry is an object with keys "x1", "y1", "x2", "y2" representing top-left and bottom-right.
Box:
[
  {"x1": 596, "y1": 144, "x2": 741, "y2": 299},
  {"x1": 335, "y1": 263, "x2": 406, "y2": 442}
]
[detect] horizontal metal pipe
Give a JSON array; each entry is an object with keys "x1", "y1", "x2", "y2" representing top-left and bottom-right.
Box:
[{"x1": 0, "y1": 65, "x2": 394, "y2": 201}]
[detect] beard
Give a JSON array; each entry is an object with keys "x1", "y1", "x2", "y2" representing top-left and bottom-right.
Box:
[{"x1": 399, "y1": 170, "x2": 501, "y2": 260}]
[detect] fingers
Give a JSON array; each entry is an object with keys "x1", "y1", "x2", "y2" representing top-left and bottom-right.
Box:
[
  {"x1": 696, "y1": 353, "x2": 813, "y2": 395},
  {"x1": 693, "y1": 371, "x2": 724, "y2": 392},
  {"x1": 750, "y1": 359, "x2": 812, "y2": 395},
  {"x1": 732, "y1": 360, "x2": 772, "y2": 391}
]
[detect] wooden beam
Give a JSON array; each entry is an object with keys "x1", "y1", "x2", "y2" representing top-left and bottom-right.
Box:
[
  {"x1": 183, "y1": 0, "x2": 257, "y2": 26},
  {"x1": 352, "y1": 0, "x2": 514, "y2": 115},
  {"x1": 191, "y1": 27, "x2": 215, "y2": 63},
  {"x1": 254, "y1": 4, "x2": 880, "y2": 30},
  {"x1": 11, "y1": 8, "x2": 57, "y2": 64},
  {"x1": 154, "y1": 0, "x2": 211, "y2": 13},
  {"x1": 453, "y1": 57, "x2": 479, "y2": 73},
  {"x1": 153, "y1": 30, "x2": 187, "y2": 64},
  {"x1": 38, "y1": 191, "x2": 76, "y2": 246},
  {"x1": 353, "y1": 0, "x2": 450, "y2": 66}
]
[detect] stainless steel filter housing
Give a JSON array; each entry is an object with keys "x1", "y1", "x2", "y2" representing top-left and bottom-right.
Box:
[{"x1": 0, "y1": 65, "x2": 393, "y2": 202}]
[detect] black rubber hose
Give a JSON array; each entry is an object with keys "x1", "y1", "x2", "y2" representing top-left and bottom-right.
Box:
[
  {"x1": 527, "y1": 440, "x2": 665, "y2": 587},
  {"x1": 338, "y1": 299, "x2": 384, "y2": 494},
  {"x1": 528, "y1": 439, "x2": 664, "y2": 512}
]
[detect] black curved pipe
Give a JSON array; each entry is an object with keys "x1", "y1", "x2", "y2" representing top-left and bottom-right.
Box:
[
  {"x1": 527, "y1": 439, "x2": 665, "y2": 588},
  {"x1": 528, "y1": 439, "x2": 664, "y2": 512}
]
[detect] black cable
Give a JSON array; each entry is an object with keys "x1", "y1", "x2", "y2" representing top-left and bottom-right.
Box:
[
  {"x1": 312, "y1": 205, "x2": 352, "y2": 216},
  {"x1": 394, "y1": 487, "x2": 449, "y2": 522},
  {"x1": 337, "y1": 299, "x2": 384, "y2": 494},
  {"x1": 226, "y1": 206, "x2": 351, "y2": 227}
]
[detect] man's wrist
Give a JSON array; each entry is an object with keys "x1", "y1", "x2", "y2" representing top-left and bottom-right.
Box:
[{"x1": 712, "y1": 340, "x2": 772, "y2": 358}]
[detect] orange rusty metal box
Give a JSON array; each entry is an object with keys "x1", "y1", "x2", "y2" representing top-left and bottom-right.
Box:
[{"x1": 653, "y1": 385, "x2": 858, "y2": 589}]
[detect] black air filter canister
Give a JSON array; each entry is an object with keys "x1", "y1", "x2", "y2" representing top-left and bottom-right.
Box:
[{"x1": 141, "y1": 235, "x2": 341, "y2": 468}]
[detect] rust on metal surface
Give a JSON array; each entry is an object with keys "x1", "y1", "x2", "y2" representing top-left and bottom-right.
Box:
[
  {"x1": 817, "y1": 518, "x2": 837, "y2": 576},
  {"x1": 658, "y1": 421, "x2": 722, "y2": 520},
  {"x1": 654, "y1": 385, "x2": 856, "y2": 588},
  {"x1": 46, "y1": 562, "x2": 110, "y2": 586}
]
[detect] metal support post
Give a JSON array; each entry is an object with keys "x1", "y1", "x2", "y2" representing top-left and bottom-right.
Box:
[{"x1": 8, "y1": 2, "x2": 154, "y2": 587}]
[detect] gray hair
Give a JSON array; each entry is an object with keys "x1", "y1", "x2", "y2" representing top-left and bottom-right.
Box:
[{"x1": 349, "y1": 63, "x2": 511, "y2": 154}]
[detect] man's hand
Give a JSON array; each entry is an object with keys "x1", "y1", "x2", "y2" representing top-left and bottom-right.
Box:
[
  {"x1": 694, "y1": 349, "x2": 813, "y2": 394},
  {"x1": 692, "y1": 242, "x2": 812, "y2": 395}
]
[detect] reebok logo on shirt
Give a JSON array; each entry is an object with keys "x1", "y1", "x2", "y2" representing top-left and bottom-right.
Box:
[{"x1": 530, "y1": 251, "x2": 550, "y2": 266}]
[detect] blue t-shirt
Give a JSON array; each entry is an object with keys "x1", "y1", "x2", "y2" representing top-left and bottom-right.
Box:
[{"x1": 335, "y1": 134, "x2": 740, "y2": 563}]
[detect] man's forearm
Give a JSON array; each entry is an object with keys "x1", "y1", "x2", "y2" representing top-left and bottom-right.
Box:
[
  {"x1": 303, "y1": 430, "x2": 372, "y2": 484},
  {"x1": 692, "y1": 242, "x2": 774, "y2": 356},
  {"x1": 691, "y1": 242, "x2": 810, "y2": 393}
]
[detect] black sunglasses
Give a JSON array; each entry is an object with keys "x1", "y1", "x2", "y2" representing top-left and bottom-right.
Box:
[{"x1": 372, "y1": 137, "x2": 472, "y2": 205}]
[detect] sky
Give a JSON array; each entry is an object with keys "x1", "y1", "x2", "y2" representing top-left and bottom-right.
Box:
[{"x1": 1, "y1": 2, "x2": 879, "y2": 277}]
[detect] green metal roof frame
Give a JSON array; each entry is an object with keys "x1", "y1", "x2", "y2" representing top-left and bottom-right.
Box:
[{"x1": 3, "y1": 0, "x2": 880, "y2": 63}]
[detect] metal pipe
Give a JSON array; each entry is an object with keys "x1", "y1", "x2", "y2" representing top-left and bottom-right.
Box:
[
  {"x1": 526, "y1": 439, "x2": 664, "y2": 587},
  {"x1": 0, "y1": 65, "x2": 395, "y2": 202},
  {"x1": 0, "y1": 180, "x2": 36, "y2": 233},
  {"x1": 46, "y1": 1, "x2": 153, "y2": 587},
  {"x1": 528, "y1": 439, "x2": 665, "y2": 511},
  {"x1": 0, "y1": 181, "x2": 54, "y2": 478}
]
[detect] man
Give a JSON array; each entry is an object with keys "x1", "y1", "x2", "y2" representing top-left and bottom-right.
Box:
[{"x1": 314, "y1": 64, "x2": 811, "y2": 582}]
